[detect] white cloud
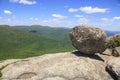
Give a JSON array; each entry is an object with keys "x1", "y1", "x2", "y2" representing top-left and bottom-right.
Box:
[
  {"x1": 80, "y1": 6, "x2": 109, "y2": 14},
  {"x1": 43, "y1": 19, "x2": 61, "y2": 25},
  {"x1": 101, "y1": 16, "x2": 120, "y2": 23},
  {"x1": 30, "y1": 17, "x2": 38, "y2": 20},
  {"x1": 10, "y1": 0, "x2": 18, "y2": 2},
  {"x1": 68, "y1": 8, "x2": 79, "y2": 12},
  {"x1": 6, "y1": 18, "x2": 11, "y2": 22},
  {"x1": 64, "y1": 5, "x2": 69, "y2": 8},
  {"x1": 113, "y1": 16, "x2": 120, "y2": 20},
  {"x1": 10, "y1": 0, "x2": 36, "y2": 5},
  {"x1": 0, "y1": 16, "x2": 2, "y2": 19},
  {"x1": 101, "y1": 17, "x2": 120, "y2": 22},
  {"x1": 34, "y1": 18, "x2": 38, "y2": 20},
  {"x1": 42, "y1": 18, "x2": 75, "y2": 28},
  {"x1": 4, "y1": 10, "x2": 12, "y2": 14},
  {"x1": 52, "y1": 14, "x2": 67, "y2": 19},
  {"x1": 100, "y1": 18, "x2": 113, "y2": 25},
  {"x1": 75, "y1": 15, "x2": 89, "y2": 25},
  {"x1": 77, "y1": 17, "x2": 89, "y2": 24},
  {"x1": 101, "y1": 18, "x2": 108, "y2": 21},
  {"x1": 68, "y1": 6, "x2": 109, "y2": 14},
  {"x1": 75, "y1": 15, "x2": 84, "y2": 18}
]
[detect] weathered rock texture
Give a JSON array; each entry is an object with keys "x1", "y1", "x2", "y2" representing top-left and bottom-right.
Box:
[
  {"x1": 107, "y1": 57, "x2": 120, "y2": 80},
  {"x1": 69, "y1": 25, "x2": 108, "y2": 54},
  {"x1": 0, "y1": 52, "x2": 113, "y2": 80},
  {"x1": 102, "y1": 49, "x2": 113, "y2": 56},
  {"x1": 100, "y1": 47, "x2": 120, "y2": 58},
  {"x1": 115, "y1": 47, "x2": 120, "y2": 56}
]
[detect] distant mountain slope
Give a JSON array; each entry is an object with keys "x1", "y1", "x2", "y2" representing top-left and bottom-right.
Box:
[
  {"x1": 0, "y1": 25, "x2": 74, "y2": 60},
  {"x1": 105, "y1": 31, "x2": 120, "y2": 36},
  {"x1": 13, "y1": 25, "x2": 71, "y2": 41}
]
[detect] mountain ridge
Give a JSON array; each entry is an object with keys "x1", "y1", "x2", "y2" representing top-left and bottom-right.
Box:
[{"x1": 0, "y1": 25, "x2": 74, "y2": 60}]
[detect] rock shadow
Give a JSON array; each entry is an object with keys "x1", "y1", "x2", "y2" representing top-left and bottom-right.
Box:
[
  {"x1": 105, "y1": 66, "x2": 118, "y2": 80},
  {"x1": 72, "y1": 51, "x2": 104, "y2": 62}
]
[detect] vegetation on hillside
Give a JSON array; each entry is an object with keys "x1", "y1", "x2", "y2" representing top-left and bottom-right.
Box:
[
  {"x1": 108, "y1": 37, "x2": 120, "y2": 48},
  {"x1": 0, "y1": 25, "x2": 74, "y2": 60},
  {"x1": 13, "y1": 25, "x2": 70, "y2": 41}
]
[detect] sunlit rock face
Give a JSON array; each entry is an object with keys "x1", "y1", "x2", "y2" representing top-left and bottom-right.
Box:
[
  {"x1": 69, "y1": 25, "x2": 108, "y2": 54},
  {"x1": 0, "y1": 52, "x2": 112, "y2": 80}
]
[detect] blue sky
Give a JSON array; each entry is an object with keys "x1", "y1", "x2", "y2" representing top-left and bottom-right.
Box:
[{"x1": 0, "y1": 0, "x2": 120, "y2": 31}]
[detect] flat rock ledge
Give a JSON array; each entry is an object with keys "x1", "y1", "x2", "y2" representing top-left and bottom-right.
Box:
[{"x1": 0, "y1": 52, "x2": 114, "y2": 80}]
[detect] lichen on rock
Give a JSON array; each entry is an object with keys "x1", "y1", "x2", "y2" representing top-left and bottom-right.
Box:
[{"x1": 69, "y1": 25, "x2": 108, "y2": 54}]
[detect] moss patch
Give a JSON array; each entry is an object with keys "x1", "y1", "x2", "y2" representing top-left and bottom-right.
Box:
[{"x1": 0, "y1": 64, "x2": 9, "y2": 77}]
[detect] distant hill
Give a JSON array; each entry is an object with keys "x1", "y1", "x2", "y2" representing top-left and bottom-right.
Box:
[
  {"x1": 105, "y1": 31, "x2": 120, "y2": 36},
  {"x1": 13, "y1": 25, "x2": 71, "y2": 41},
  {"x1": 0, "y1": 25, "x2": 74, "y2": 60}
]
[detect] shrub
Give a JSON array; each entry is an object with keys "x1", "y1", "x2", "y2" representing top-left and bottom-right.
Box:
[{"x1": 108, "y1": 37, "x2": 120, "y2": 48}]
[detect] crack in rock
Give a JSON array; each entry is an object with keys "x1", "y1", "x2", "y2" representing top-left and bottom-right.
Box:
[
  {"x1": 41, "y1": 75, "x2": 71, "y2": 80},
  {"x1": 16, "y1": 72, "x2": 37, "y2": 79}
]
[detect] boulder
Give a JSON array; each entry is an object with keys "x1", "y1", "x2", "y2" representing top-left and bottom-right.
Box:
[
  {"x1": 69, "y1": 25, "x2": 108, "y2": 54},
  {"x1": 0, "y1": 52, "x2": 112, "y2": 80},
  {"x1": 115, "y1": 47, "x2": 120, "y2": 56},
  {"x1": 107, "y1": 57, "x2": 120, "y2": 80}
]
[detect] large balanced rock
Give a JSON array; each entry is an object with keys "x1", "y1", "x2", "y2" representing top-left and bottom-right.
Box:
[
  {"x1": 69, "y1": 25, "x2": 108, "y2": 54},
  {"x1": 107, "y1": 57, "x2": 120, "y2": 80},
  {"x1": 0, "y1": 52, "x2": 112, "y2": 80}
]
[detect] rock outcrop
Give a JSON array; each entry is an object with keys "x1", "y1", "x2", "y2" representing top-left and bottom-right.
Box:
[
  {"x1": 108, "y1": 33, "x2": 120, "y2": 40},
  {"x1": 107, "y1": 57, "x2": 120, "y2": 80},
  {"x1": 115, "y1": 47, "x2": 120, "y2": 56},
  {"x1": 102, "y1": 49, "x2": 113, "y2": 56},
  {"x1": 102, "y1": 47, "x2": 120, "y2": 57},
  {"x1": 69, "y1": 25, "x2": 108, "y2": 54},
  {"x1": 0, "y1": 52, "x2": 113, "y2": 80},
  {"x1": 107, "y1": 33, "x2": 120, "y2": 56}
]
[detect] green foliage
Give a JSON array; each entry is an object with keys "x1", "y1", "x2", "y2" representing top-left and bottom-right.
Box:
[
  {"x1": 0, "y1": 25, "x2": 74, "y2": 60},
  {"x1": 0, "y1": 71, "x2": 2, "y2": 77},
  {"x1": 13, "y1": 25, "x2": 71, "y2": 41},
  {"x1": 0, "y1": 64, "x2": 10, "y2": 77},
  {"x1": 108, "y1": 37, "x2": 120, "y2": 48}
]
